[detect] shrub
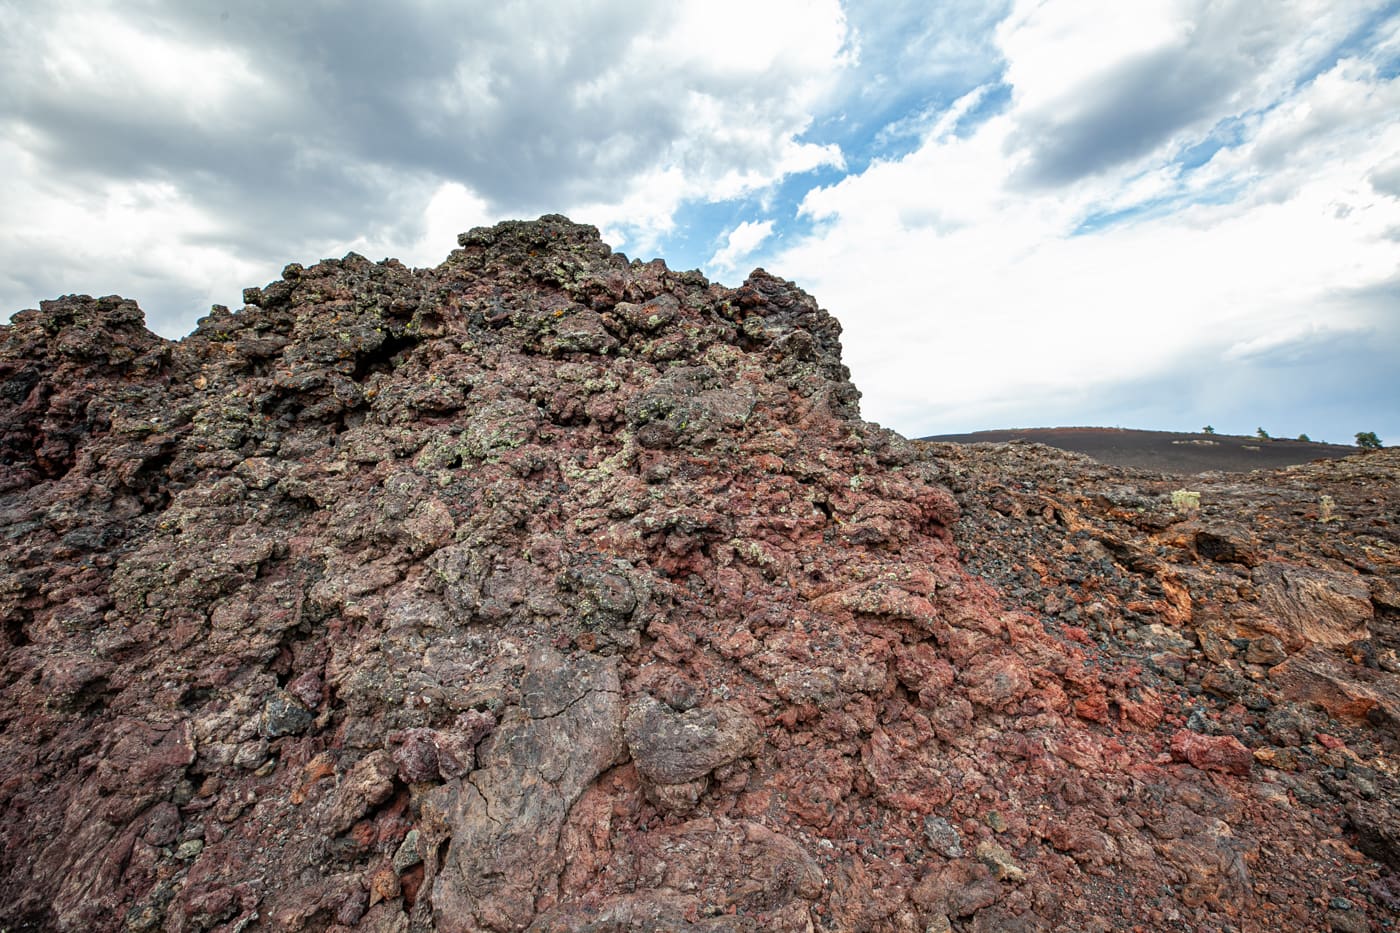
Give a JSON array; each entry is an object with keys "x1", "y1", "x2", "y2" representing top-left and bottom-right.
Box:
[
  {"x1": 1297, "y1": 433, "x2": 1310, "y2": 442},
  {"x1": 1356, "y1": 431, "x2": 1383, "y2": 449},
  {"x1": 1202, "y1": 425, "x2": 1216, "y2": 435},
  {"x1": 1256, "y1": 427, "x2": 1270, "y2": 440},
  {"x1": 1171, "y1": 490, "x2": 1201, "y2": 512}
]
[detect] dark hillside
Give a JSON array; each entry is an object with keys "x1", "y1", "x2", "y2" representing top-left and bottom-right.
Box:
[{"x1": 924, "y1": 426, "x2": 1360, "y2": 474}]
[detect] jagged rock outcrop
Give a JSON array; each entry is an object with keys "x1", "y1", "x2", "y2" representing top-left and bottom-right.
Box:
[{"x1": 1, "y1": 216, "x2": 1396, "y2": 932}]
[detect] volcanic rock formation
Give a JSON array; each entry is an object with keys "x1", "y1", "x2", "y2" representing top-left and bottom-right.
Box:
[{"x1": 1, "y1": 217, "x2": 1397, "y2": 931}]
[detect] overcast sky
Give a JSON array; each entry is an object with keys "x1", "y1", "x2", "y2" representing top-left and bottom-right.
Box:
[{"x1": 3, "y1": 0, "x2": 1398, "y2": 444}]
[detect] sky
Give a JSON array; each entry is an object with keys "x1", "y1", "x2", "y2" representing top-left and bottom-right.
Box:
[{"x1": 2, "y1": 0, "x2": 1398, "y2": 445}]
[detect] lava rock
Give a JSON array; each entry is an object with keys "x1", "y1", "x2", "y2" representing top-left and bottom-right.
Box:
[{"x1": 1, "y1": 218, "x2": 1396, "y2": 933}]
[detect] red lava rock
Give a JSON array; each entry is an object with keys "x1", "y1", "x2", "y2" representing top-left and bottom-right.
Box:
[
  {"x1": 366, "y1": 863, "x2": 400, "y2": 906},
  {"x1": 400, "y1": 862, "x2": 425, "y2": 907},
  {"x1": 325, "y1": 750, "x2": 398, "y2": 834},
  {"x1": 1170, "y1": 729, "x2": 1254, "y2": 776},
  {"x1": 1, "y1": 217, "x2": 1397, "y2": 931},
  {"x1": 390, "y1": 728, "x2": 442, "y2": 784},
  {"x1": 1073, "y1": 694, "x2": 1111, "y2": 723}
]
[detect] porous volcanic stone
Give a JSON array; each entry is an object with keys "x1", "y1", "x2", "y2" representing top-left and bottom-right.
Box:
[{"x1": 1, "y1": 217, "x2": 1397, "y2": 931}]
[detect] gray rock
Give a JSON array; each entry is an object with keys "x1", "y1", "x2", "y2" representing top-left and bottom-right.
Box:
[
  {"x1": 923, "y1": 816, "x2": 964, "y2": 858},
  {"x1": 623, "y1": 696, "x2": 760, "y2": 787},
  {"x1": 260, "y1": 690, "x2": 315, "y2": 738},
  {"x1": 173, "y1": 839, "x2": 203, "y2": 860},
  {"x1": 423, "y1": 650, "x2": 623, "y2": 933},
  {"x1": 393, "y1": 829, "x2": 422, "y2": 874}
]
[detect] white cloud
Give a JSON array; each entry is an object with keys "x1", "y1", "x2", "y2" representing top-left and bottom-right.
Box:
[
  {"x1": 1371, "y1": 155, "x2": 1400, "y2": 198},
  {"x1": 771, "y1": 1, "x2": 1400, "y2": 440},
  {"x1": 2, "y1": 0, "x2": 1396, "y2": 443},
  {"x1": 707, "y1": 220, "x2": 776, "y2": 276},
  {"x1": 34, "y1": 8, "x2": 275, "y2": 125},
  {"x1": 0, "y1": 136, "x2": 269, "y2": 335},
  {"x1": 640, "y1": 0, "x2": 853, "y2": 78},
  {"x1": 344, "y1": 181, "x2": 497, "y2": 271},
  {"x1": 1, "y1": 0, "x2": 853, "y2": 330},
  {"x1": 557, "y1": 0, "x2": 851, "y2": 248},
  {"x1": 999, "y1": 0, "x2": 1379, "y2": 186},
  {"x1": 997, "y1": 0, "x2": 1192, "y2": 110}
]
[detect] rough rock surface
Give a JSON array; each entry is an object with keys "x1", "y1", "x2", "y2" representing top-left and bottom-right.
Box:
[
  {"x1": 0, "y1": 216, "x2": 1396, "y2": 932},
  {"x1": 926, "y1": 439, "x2": 1400, "y2": 929}
]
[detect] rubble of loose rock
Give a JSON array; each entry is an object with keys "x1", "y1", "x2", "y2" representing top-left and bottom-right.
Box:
[
  {"x1": 927, "y1": 439, "x2": 1400, "y2": 929},
  {"x1": 1, "y1": 216, "x2": 1396, "y2": 932}
]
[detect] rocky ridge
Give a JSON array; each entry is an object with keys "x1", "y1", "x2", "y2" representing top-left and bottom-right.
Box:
[{"x1": 1, "y1": 217, "x2": 1397, "y2": 931}]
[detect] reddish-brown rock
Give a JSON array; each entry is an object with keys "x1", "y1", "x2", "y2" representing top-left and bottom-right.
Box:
[
  {"x1": 927, "y1": 436, "x2": 1400, "y2": 929},
  {"x1": 1169, "y1": 729, "x2": 1253, "y2": 775},
  {"x1": 1, "y1": 217, "x2": 1396, "y2": 931}
]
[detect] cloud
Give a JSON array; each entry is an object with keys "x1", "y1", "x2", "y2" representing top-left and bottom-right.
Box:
[
  {"x1": 361, "y1": 182, "x2": 494, "y2": 270},
  {"x1": 1085, "y1": 312, "x2": 1400, "y2": 442},
  {"x1": 2, "y1": 0, "x2": 1396, "y2": 446},
  {"x1": 770, "y1": 1, "x2": 1400, "y2": 443},
  {"x1": 1371, "y1": 157, "x2": 1400, "y2": 197},
  {"x1": 707, "y1": 220, "x2": 776, "y2": 276},
  {"x1": 837, "y1": 0, "x2": 1012, "y2": 144},
  {"x1": 0, "y1": 0, "x2": 852, "y2": 330},
  {"x1": 0, "y1": 136, "x2": 272, "y2": 336},
  {"x1": 1000, "y1": 0, "x2": 1379, "y2": 186}
]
